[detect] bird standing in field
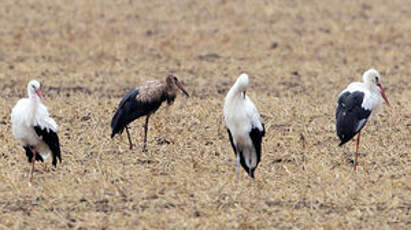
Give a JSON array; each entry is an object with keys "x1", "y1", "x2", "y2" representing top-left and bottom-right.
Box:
[
  {"x1": 336, "y1": 69, "x2": 389, "y2": 171},
  {"x1": 224, "y1": 73, "x2": 265, "y2": 181},
  {"x1": 111, "y1": 74, "x2": 189, "y2": 151},
  {"x1": 11, "y1": 80, "x2": 62, "y2": 182}
]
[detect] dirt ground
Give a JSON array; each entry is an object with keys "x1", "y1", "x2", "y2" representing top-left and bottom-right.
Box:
[{"x1": 0, "y1": 0, "x2": 410, "y2": 229}]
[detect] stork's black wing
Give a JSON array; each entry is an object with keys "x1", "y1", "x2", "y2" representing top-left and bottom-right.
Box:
[
  {"x1": 33, "y1": 126, "x2": 62, "y2": 167},
  {"x1": 226, "y1": 129, "x2": 237, "y2": 156},
  {"x1": 110, "y1": 88, "x2": 163, "y2": 138},
  {"x1": 249, "y1": 123, "x2": 265, "y2": 165},
  {"x1": 227, "y1": 128, "x2": 251, "y2": 177},
  {"x1": 227, "y1": 124, "x2": 265, "y2": 179},
  {"x1": 246, "y1": 123, "x2": 265, "y2": 178},
  {"x1": 336, "y1": 91, "x2": 371, "y2": 146},
  {"x1": 111, "y1": 89, "x2": 140, "y2": 137}
]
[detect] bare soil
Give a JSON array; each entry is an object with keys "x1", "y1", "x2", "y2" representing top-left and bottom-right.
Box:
[{"x1": 0, "y1": 0, "x2": 410, "y2": 229}]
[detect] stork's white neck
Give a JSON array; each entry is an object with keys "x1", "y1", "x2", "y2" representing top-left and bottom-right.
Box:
[
  {"x1": 225, "y1": 90, "x2": 247, "y2": 116},
  {"x1": 226, "y1": 79, "x2": 248, "y2": 100},
  {"x1": 226, "y1": 86, "x2": 246, "y2": 103},
  {"x1": 363, "y1": 78, "x2": 376, "y2": 93},
  {"x1": 28, "y1": 87, "x2": 36, "y2": 98},
  {"x1": 27, "y1": 90, "x2": 41, "y2": 125},
  {"x1": 358, "y1": 73, "x2": 384, "y2": 113}
]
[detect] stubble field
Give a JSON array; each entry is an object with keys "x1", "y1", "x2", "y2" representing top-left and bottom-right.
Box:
[{"x1": 0, "y1": 0, "x2": 410, "y2": 229}]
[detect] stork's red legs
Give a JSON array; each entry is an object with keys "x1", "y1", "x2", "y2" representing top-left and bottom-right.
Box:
[
  {"x1": 235, "y1": 153, "x2": 240, "y2": 183},
  {"x1": 29, "y1": 146, "x2": 37, "y2": 182},
  {"x1": 354, "y1": 131, "x2": 361, "y2": 171},
  {"x1": 125, "y1": 126, "x2": 133, "y2": 150}
]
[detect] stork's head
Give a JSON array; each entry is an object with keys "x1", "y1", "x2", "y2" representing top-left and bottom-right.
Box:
[
  {"x1": 166, "y1": 75, "x2": 189, "y2": 97},
  {"x1": 235, "y1": 73, "x2": 249, "y2": 97},
  {"x1": 27, "y1": 80, "x2": 43, "y2": 100},
  {"x1": 363, "y1": 69, "x2": 389, "y2": 106}
]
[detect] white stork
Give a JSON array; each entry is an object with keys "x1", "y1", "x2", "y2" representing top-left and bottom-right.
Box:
[
  {"x1": 111, "y1": 74, "x2": 189, "y2": 151},
  {"x1": 224, "y1": 73, "x2": 265, "y2": 180},
  {"x1": 11, "y1": 80, "x2": 62, "y2": 181},
  {"x1": 336, "y1": 69, "x2": 389, "y2": 170}
]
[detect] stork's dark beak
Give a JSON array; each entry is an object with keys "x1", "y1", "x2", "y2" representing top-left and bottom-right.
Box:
[
  {"x1": 35, "y1": 89, "x2": 43, "y2": 99},
  {"x1": 377, "y1": 83, "x2": 389, "y2": 106},
  {"x1": 176, "y1": 81, "x2": 189, "y2": 97}
]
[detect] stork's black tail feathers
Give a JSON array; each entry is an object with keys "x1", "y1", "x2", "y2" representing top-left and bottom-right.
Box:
[
  {"x1": 111, "y1": 89, "x2": 140, "y2": 138},
  {"x1": 227, "y1": 123, "x2": 265, "y2": 179},
  {"x1": 24, "y1": 146, "x2": 44, "y2": 163},
  {"x1": 111, "y1": 110, "x2": 124, "y2": 138},
  {"x1": 33, "y1": 126, "x2": 62, "y2": 167}
]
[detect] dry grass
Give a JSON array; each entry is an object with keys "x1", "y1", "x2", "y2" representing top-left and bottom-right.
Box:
[{"x1": 0, "y1": 0, "x2": 410, "y2": 229}]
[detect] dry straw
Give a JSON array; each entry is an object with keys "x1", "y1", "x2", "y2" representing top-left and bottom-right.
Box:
[{"x1": 0, "y1": 0, "x2": 409, "y2": 229}]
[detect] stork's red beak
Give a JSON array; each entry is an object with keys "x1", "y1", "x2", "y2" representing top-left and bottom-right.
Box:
[
  {"x1": 35, "y1": 90, "x2": 43, "y2": 99},
  {"x1": 176, "y1": 81, "x2": 189, "y2": 97},
  {"x1": 377, "y1": 83, "x2": 389, "y2": 106}
]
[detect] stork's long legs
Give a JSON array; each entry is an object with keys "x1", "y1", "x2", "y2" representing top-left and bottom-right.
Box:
[
  {"x1": 354, "y1": 131, "x2": 361, "y2": 171},
  {"x1": 143, "y1": 114, "x2": 151, "y2": 152},
  {"x1": 235, "y1": 153, "x2": 240, "y2": 183},
  {"x1": 125, "y1": 126, "x2": 133, "y2": 150},
  {"x1": 29, "y1": 146, "x2": 36, "y2": 182}
]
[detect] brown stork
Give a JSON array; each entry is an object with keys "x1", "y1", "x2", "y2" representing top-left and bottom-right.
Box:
[{"x1": 111, "y1": 74, "x2": 189, "y2": 151}]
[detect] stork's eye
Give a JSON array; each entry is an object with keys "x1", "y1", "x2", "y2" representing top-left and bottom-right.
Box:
[
  {"x1": 375, "y1": 76, "x2": 378, "y2": 83},
  {"x1": 32, "y1": 85, "x2": 36, "y2": 89},
  {"x1": 173, "y1": 77, "x2": 178, "y2": 82}
]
